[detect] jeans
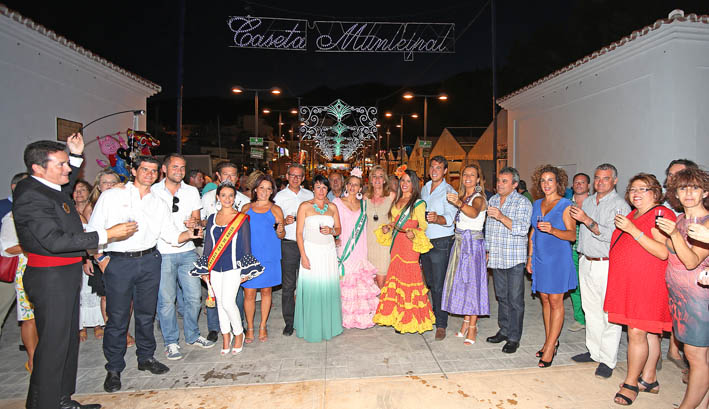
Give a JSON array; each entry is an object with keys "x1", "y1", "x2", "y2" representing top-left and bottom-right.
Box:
[
  {"x1": 491, "y1": 263, "x2": 526, "y2": 342},
  {"x1": 281, "y1": 240, "x2": 300, "y2": 327},
  {"x1": 103, "y1": 250, "x2": 162, "y2": 372},
  {"x1": 421, "y1": 235, "x2": 454, "y2": 329},
  {"x1": 157, "y1": 251, "x2": 201, "y2": 346},
  {"x1": 206, "y1": 286, "x2": 244, "y2": 331}
]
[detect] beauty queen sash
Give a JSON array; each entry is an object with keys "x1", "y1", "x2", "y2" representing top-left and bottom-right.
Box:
[
  {"x1": 337, "y1": 200, "x2": 367, "y2": 277},
  {"x1": 389, "y1": 199, "x2": 425, "y2": 253}
]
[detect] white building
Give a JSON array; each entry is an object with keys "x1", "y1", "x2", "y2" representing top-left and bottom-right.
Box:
[
  {"x1": 0, "y1": 5, "x2": 160, "y2": 197},
  {"x1": 498, "y1": 11, "x2": 709, "y2": 188}
]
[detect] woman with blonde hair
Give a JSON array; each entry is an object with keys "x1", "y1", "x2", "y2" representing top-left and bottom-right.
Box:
[
  {"x1": 442, "y1": 164, "x2": 488, "y2": 345},
  {"x1": 366, "y1": 165, "x2": 395, "y2": 288}
]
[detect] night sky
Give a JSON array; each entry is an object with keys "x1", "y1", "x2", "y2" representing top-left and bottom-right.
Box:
[{"x1": 5, "y1": 0, "x2": 574, "y2": 99}]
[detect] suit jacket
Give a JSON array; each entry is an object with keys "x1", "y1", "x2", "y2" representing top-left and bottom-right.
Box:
[{"x1": 13, "y1": 164, "x2": 99, "y2": 257}]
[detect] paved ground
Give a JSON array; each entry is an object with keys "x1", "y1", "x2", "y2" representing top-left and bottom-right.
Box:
[{"x1": 0, "y1": 275, "x2": 684, "y2": 409}]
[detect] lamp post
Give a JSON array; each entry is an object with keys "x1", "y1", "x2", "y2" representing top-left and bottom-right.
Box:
[
  {"x1": 403, "y1": 91, "x2": 448, "y2": 172},
  {"x1": 231, "y1": 86, "x2": 280, "y2": 167},
  {"x1": 262, "y1": 107, "x2": 298, "y2": 158},
  {"x1": 384, "y1": 111, "x2": 418, "y2": 165}
]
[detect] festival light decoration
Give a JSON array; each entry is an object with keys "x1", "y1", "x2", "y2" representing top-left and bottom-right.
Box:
[{"x1": 299, "y1": 99, "x2": 377, "y2": 161}]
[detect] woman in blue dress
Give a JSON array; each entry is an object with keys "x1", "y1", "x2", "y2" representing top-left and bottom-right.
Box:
[
  {"x1": 241, "y1": 174, "x2": 285, "y2": 343},
  {"x1": 528, "y1": 165, "x2": 577, "y2": 368}
]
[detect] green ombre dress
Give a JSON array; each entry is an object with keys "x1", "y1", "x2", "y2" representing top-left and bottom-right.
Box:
[{"x1": 294, "y1": 214, "x2": 343, "y2": 342}]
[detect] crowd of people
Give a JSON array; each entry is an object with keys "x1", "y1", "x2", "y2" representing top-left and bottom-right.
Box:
[{"x1": 0, "y1": 134, "x2": 707, "y2": 409}]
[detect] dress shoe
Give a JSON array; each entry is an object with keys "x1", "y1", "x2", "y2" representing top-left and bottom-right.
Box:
[
  {"x1": 571, "y1": 352, "x2": 595, "y2": 363},
  {"x1": 486, "y1": 332, "x2": 508, "y2": 344},
  {"x1": 501, "y1": 341, "x2": 519, "y2": 353},
  {"x1": 434, "y1": 328, "x2": 446, "y2": 341},
  {"x1": 206, "y1": 330, "x2": 219, "y2": 343},
  {"x1": 103, "y1": 371, "x2": 121, "y2": 393},
  {"x1": 59, "y1": 395, "x2": 101, "y2": 409},
  {"x1": 594, "y1": 362, "x2": 613, "y2": 378},
  {"x1": 567, "y1": 321, "x2": 585, "y2": 332},
  {"x1": 282, "y1": 325, "x2": 294, "y2": 336},
  {"x1": 137, "y1": 358, "x2": 170, "y2": 375}
]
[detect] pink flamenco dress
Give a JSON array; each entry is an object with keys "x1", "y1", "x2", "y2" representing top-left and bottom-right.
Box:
[{"x1": 334, "y1": 198, "x2": 381, "y2": 329}]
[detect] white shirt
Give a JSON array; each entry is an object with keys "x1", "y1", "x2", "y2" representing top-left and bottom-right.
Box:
[
  {"x1": 0, "y1": 212, "x2": 18, "y2": 257},
  {"x1": 151, "y1": 179, "x2": 202, "y2": 254},
  {"x1": 88, "y1": 182, "x2": 182, "y2": 253},
  {"x1": 201, "y1": 188, "x2": 250, "y2": 219},
  {"x1": 274, "y1": 186, "x2": 314, "y2": 241}
]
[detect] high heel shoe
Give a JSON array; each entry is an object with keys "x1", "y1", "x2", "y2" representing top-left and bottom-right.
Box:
[
  {"x1": 456, "y1": 320, "x2": 470, "y2": 338},
  {"x1": 220, "y1": 333, "x2": 234, "y2": 356},
  {"x1": 536, "y1": 340, "x2": 559, "y2": 358},
  {"x1": 464, "y1": 326, "x2": 477, "y2": 345},
  {"x1": 538, "y1": 341, "x2": 559, "y2": 368},
  {"x1": 232, "y1": 333, "x2": 246, "y2": 355}
]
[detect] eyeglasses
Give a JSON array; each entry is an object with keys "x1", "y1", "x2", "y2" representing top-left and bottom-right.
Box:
[
  {"x1": 172, "y1": 196, "x2": 180, "y2": 212},
  {"x1": 288, "y1": 173, "x2": 304, "y2": 179},
  {"x1": 628, "y1": 187, "x2": 651, "y2": 193}
]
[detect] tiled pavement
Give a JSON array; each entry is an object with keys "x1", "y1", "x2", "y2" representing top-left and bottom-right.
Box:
[{"x1": 0, "y1": 275, "x2": 648, "y2": 402}]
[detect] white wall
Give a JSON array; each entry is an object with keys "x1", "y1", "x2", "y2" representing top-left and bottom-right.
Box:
[
  {"x1": 500, "y1": 21, "x2": 709, "y2": 192},
  {"x1": 0, "y1": 15, "x2": 158, "y2": 197}
]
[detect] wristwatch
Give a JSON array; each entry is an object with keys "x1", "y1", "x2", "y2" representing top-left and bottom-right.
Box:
[
  {"x1": 69, "y1": 153, "x2": 83, "y2": 159},
  {"x1": 588, "y1": 220, "x2": 597, "y2": 230}
]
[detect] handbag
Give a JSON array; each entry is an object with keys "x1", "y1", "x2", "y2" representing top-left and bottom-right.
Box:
[{"x1": 0, "y1": 255, "x2": 19, "y2": 283}]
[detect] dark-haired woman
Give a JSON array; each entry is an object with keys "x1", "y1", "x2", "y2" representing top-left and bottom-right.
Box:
[
  {"x1": 657, "y1": 168, "x2": 709, "y2": 409},
  {"x1": 374, "y1": 169, "x2": 434, "y2": 333},
  {"x1": 604, "y1": 173, "x2": 675, "y2": 406},
  {"x1": 527, "y1": 165, "x2": 577, "y2": 368},
  {"x1": 294, "y1": 174, "x2": 343, "y2": 342},
  {"x1": 241, "y1": 174, "x2": 285, "y2": 343}
]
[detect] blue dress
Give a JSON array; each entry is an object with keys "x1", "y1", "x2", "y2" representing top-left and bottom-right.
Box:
[
  {"x1": 242, "y1": 208, "x2": 282, "y2": 288},
  {"x1": 530, "y1": 198, "x2": 577, "y2": 294}
]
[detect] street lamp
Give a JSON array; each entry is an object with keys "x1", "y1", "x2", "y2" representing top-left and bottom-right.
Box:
[
  {"x1": 384, "y1": 111, "x2": 418, "y2": 165},
  {"x1": 403, "y1": 91, "x2": 448, "y2": 171},
  {"x1": 230, "y1": 86, "x2": 281, "y2": 141},
  {"x1": 262, "y1": 107, "x2": 298, "y2": 159}
]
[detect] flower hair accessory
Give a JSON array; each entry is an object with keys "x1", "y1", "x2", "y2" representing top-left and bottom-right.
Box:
[
  {"x1": 350, "y1": 167, "x2": 363, "y2": 178},
  {"x1": 394, "y1": 164, "x2": 407, "y2": 178}
]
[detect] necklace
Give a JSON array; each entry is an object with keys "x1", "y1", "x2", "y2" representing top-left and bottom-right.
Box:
[{"x1": 313, "y1": 202, "x2": 328, "y2": 215}]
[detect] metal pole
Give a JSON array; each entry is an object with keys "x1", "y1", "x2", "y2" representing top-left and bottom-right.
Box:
[
  {"x1": 399, "y1": 116, "x2": 404, "y2": 165},
  {"x1": 423, "y1": 96, "x2": 428, "y2": 178},
  {"x1": 491, "y1": 0, "x2": 498, "y2": 178},
  {"x1": 217, "y1": 115, "x2": 222, "y2": 158},
  {"x1": 175, "y1": 0, "x2": 185, "y2": 154},
  {"x1": 254, "y1": 91, "x2": 259, "y2": 170},
  {"x1": 386, "y1": 128, "x2": 391, "y2": 173}
]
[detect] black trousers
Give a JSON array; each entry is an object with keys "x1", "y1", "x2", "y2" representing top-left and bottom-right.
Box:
[
  {"x1": 280, "y1": 240, "x2": 300, "y2": 327},
  {"x1": 23, "y1": 263, "x2": 82, "y2": 409},
  {"x1": 421, "y1": 235, "x2": 455, "y2": 329},
  {"x1": 103, "y1": 250, "x2": 162, "y2": 372}
]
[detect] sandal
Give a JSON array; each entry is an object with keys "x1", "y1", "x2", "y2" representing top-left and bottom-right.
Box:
[
  {"x1": 456, "y1": 320, "x2": 470, "y2": 338},
  {"x1": 614, "y1": 383, "x2": 639, "y2": 406},
  {"x1": 638, "y1": 376, "x2": 659, "y2": 394},
  {"x1": 258, "y1": 327, "x2": 268, "y2": 342},
  {"x1": 94, "y1": 326, "x2": 104, "y2": 339},
  {"x1": 79, "y1": 328, "x2": 88, "y2": 342},
  {"x1": 244, "y1": 328, "x2": 255, "y2": 344},
  {"x1": 464, "y1": 326, "x2": 477, "y2": 345},
  {"x1": 536, "y1": 340, "x2": 559, "y2": 358},
  {"x1": 126, "y1": 333, "x2": 136, "y2": 348},
  {"x1": 232, "y1": 333, "x2": 245, "y2": 355},
  {"x1": 24, "y1": 361, "x2": 32, "y2": 373}
]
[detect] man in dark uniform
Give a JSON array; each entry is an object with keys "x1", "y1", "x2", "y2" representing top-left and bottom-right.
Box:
[{"x1": 13, "y1": 134, "x2": 136, "y2": 409}]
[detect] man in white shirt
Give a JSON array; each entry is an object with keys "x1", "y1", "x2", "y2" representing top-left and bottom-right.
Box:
[
  {"x1": 89, "y1": 156, "x2": 201, "y2": 394},
  {"x1": 274, "y1": 164, "x2": 313, "y2": 336},
  {"x1": 201, "y1": 162, "x2": 250, "y2": 218},
  {"x1": 200, "y1": 162, "x2": 250, "y2": 340},
  {"x1": 151, "y1": 154, "x2": 214, "y2": 362}
]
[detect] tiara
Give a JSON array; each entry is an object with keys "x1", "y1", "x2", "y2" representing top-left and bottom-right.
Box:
[{"x1": 350, "y1": 167, "x2": 363, "y2": 178}]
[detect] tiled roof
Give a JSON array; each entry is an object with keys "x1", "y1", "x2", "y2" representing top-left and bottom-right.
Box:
[
  {"x1": 0, "y1": 4, "x2": 161, "y2": 93},
  {"x1": 498, "y1": 11, "x2": 709, "y2": 104}
]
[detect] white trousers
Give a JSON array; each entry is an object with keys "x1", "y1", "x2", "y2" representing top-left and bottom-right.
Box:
[
  {"x1": 210, "y1": 270, "x2": 243, "y2": 336},
  {"x1": 579, "y1": 255, "x2": 622, "y2": 368}
]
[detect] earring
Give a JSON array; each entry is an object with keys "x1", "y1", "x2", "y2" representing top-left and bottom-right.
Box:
[
  {"x1": 474, "y1": 185, "x2": 483, "y2": 193},
  {"x1": 343, "y1": 190, "x2": 349, "y2": 198},
  {"x1": 215, "y1": 201, "x2": 222, "y2": 211},
  {"x1": 356, "y1": 192, "x2": 363, "y2": 200}
]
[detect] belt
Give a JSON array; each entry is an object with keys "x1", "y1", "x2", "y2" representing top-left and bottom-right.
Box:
[
  {"x1": 430, "y1": 235, "x2": 454, "y2": 242},
  {"x1": 107, "y1": 246, "x2": 157, "y2": 258},
  {"x1": 283, "y1": 239, "x2": 296, "y2": 242},
  {"x1": 26, "y1": 253, "x2": 83, "y2": 267},
  {"x1": 585, "y1": 256, "x2": 609, "y2": 261}
]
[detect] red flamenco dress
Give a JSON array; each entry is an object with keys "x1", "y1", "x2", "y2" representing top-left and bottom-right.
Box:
[
  {"x1": 604, "y1": 206, "x2": 676, "y2": 333},
  {"x1": 373, "y1": 201, "x2": 435, "y2": 334}
]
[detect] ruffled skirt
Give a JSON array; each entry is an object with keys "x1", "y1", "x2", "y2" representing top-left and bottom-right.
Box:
[{"x1": 340, "y1": 258, "x2": 380, "y2": 329}]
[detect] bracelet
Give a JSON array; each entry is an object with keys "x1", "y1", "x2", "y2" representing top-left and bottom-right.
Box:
[
  {"x1": 634, "y1": 232, "x2": 644, "y2": 241},
  {"x1": 69, "y1": 153, "x2": 83, "y2": 159}
]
